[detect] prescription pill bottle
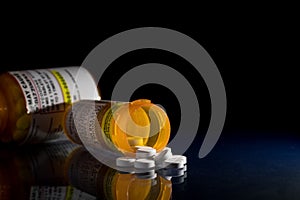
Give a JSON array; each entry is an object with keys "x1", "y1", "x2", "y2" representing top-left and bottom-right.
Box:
[
  {"x1": 0, "y1": 67, "x2": 100, "y2": 144},
  {"x1": 63, "y1": 99, "x2": 171, "y2": 167}
]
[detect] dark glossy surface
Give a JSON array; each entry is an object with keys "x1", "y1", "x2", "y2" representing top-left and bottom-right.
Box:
[
  {"x1": 1, "y1": 134, "x2": 300, "y2": 199},
  {"x1": 182, "y1": 136, "x2": 300, "y2": 200},
  {"x1": 0, "y1": 140, "x2": 176, "y2": 199}
]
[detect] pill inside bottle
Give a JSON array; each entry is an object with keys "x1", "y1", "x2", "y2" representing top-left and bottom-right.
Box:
[{"x1": 64, "y1": 99, "x2": 171, "y2": 155}]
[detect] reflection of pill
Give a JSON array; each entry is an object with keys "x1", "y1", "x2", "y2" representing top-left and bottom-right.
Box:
[
  {"x1": 164, "y1": 176, "x2": 172, "y2": 181},
  {"x1": 134, "y1": 159, "x2": 155, "y2": 169},
  {"x1": 154, "y1": 147, "x2": 172, "y2": 163},
  {"x1": 116, "y1": 157, "x2": 136, "y2": 167},
  {"x1": 163, "y1": 155, "x2": 187, "y2": 169},
  {"x1": 159, "y1": 167, "x2": 185, "y2": 177},
  {"x1": 136, "y1": 147, "x2": 156, "y2": 159},
  {"x1": 151, "y1": 179, "x2": 157, "y2": 186},
  {"x1": 16, "y1": 114, "x2": 31, "y2": 130},
  {"x1": 171, "y1": 176, "x2": 185, "y2": 185}
]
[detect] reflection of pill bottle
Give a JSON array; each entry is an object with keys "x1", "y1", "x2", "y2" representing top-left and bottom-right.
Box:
[
  {"x1": 66, "y1": 147, "x2": 172, "y2": 200},
  {"x1": 0, "y1": 141, "x2": 79, "y2": 200},
  {"x1": 63, "y1": 99, "x2": 171, "y2": 155},
  {"x1": 0, "y1": 67, "x2": 100, "y2": 144}
]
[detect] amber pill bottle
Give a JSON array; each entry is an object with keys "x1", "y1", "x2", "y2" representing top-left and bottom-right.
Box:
[
  {"x1": 0, "y1": 67, "x2": 100, "y2": 144},
  {"x1": 64, "y1": 99, "x2": 171, "y2": 155}
]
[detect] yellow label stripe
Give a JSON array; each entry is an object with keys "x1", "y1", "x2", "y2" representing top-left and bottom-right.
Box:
[{"x1": 51, "y1": 70, "x2": 72, "y2": 104}]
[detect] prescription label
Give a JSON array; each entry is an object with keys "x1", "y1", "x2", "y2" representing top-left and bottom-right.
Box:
[
  {"x1": 10, "y1": 67, "x2": 100, "y2": 144},
  {"x1": 65, "y1": 100, "x2": 108, "y2": 145},
  {"x1": 65, "y1": 100, "x2": 122, "y2": 152}
]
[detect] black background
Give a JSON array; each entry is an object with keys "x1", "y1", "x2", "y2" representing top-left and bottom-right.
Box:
[{"x1": 0, "y1": 11, "x2": 298, "y2": 142}]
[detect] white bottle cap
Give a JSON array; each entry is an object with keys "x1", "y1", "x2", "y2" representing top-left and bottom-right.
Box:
[
  {"x1": 134, "y1": 159, "x2": 155, "y2": 169},
  {"x1": 116, "y1": 157, "x2": 136, "y2": 167}
]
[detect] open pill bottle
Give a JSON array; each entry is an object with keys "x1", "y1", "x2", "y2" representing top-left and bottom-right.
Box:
[{"x1": 63, "y1": 99, "x2": 171, "y2": 168}]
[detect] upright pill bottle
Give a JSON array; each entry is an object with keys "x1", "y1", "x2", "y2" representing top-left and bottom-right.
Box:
[
  {"x1": 0, "y1": 67, "x2": 100, "y2": 144},
  {"x1": 63, "y1": 99, "x2": 171, "y2": 168}
]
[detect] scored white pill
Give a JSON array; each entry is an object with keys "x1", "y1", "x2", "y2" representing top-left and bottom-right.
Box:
[
  {"x1": 134, "y1": 159, "x2": 155, "y2": 169},
  {"x1": 154, "y1": 147, "x2": 172, "y2": 163},
  {"x1": 163, "y1": 155, "x2": 187, "y2": 169},
  {"x1": 171, "y1": 155, "x2": 187, "y2": 164},
  {"x1": 116, "y1": 157, "x2": 136, "y2": 167},
  {"x1": 136, "y1": 147, "x2": 156, "y2": 159}
]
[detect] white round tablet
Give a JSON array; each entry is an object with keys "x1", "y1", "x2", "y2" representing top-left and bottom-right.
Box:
[
  {"x1": 163, "y1": 155, "x2": 187, "y2": 169},
  {"x1": 116, "y1": 157, "x2": 136, "y2": 167},
  {"x1": 134, "y1": 159, "x2": 155, "y2": 169},
  {"x1": 154, "y1": 147, "x2": 172, "y2": 163},
  {"x1": 136, "y1": 148, "x2": 156, "y2": 159},
  {"x1": 171, "y1": 155, "x2": 187, "y2": 164}
]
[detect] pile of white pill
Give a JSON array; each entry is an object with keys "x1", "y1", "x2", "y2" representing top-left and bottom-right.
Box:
[{"x1": 116, "y1": 146, "x2": 187, "y2": 180}]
